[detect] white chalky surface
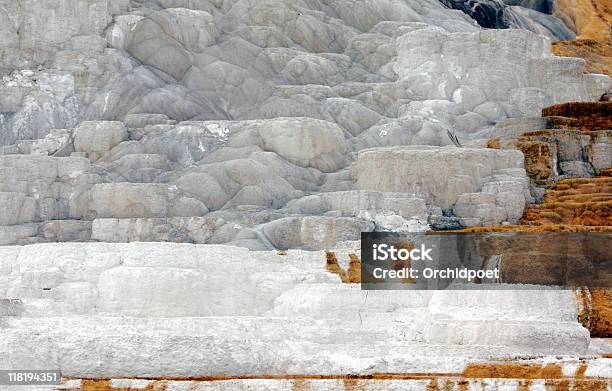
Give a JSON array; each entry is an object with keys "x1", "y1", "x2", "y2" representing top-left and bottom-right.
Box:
[{"x1": 0, "y1": 242, "x2": 598, "y2": 379}]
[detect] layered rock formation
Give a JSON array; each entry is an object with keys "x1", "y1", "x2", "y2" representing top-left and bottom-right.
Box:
[
  {"x1": 1, "y1": 242, "x2": 605, "y2": 385},
  {"x1": 0, "y1": 6, "x2": 608, "y2": 277},
  {"x1": 1, "y1": 3, "x2": 609, "y2": 249},
  {"x1": 441, "y1": 0, "x2": 576, "y2": 39},
  {"x1": 0, "y1": 1, "x2": 611, "y2": 389},
  {"x1": 464, "y1": 99, "x2": 612, "y2": 339},
  {"x1": 552, "y1": 39, "x2": 611, "y2": 76}
]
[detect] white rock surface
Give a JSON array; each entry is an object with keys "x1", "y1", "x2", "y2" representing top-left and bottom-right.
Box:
[
  {"x1": 352, "y1": 147, "x2": 531, "y2": 225},
  {"x1": 74, "y1": 121, "x2": 128, "y2": 161},
  {"x1": 0, "y1": 1, "x2": 610, "y2": 244},
  {"x1": 0, "y1": 243, "x2": 593, "y2": 378}
]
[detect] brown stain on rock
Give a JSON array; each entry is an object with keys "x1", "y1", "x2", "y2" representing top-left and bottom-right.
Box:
[
  {"x1": 426, "y1": 379, "x2": 440, "y2": 391},
  {"x1": 79, "y1": 379, "x2": 166, "y2": 391},
  {"x1": 342, "y1": 378, "x2": 365, "y2": 390},
  {"x1": 463, "y1": 363, "x2": 564, "y2": 379},
  {"x1": 81, "y1": 380, "x2": 113, "y2": 391},
  {"x1": 326, "y1": 251, "x2": 348, "y2": 283},
  {"x1": 518, "y1": 379, "x2": 531, "y2": 391},
  {"x1": 325, "y1": 251, "x2": 361, "y2": 283},
  {"x1": 515, "y1": 139, "x2": 556, "y2": 185},
  {"x1": 552, "y1": 0, "x2": 611, "y2": 41},
  {"x1": 65, "y1": 372, "x2": 612, "y2": 390},
  {"x1": 447, "y1": 224, "x2": 612, "y2": 233},
  {"x1": 552, "y1": 39, "x2": 611, "y2": 76},
  {"x1": 576, "y1": 363, "x2": 589, "y2": 378},
  {"x1": 542, "y1": 102, "x2": 612, "y2": 131},
  {"x1": 564, "y1": 379, "x2": 609, "y2": 391},
  {"x1": 292, "y1": 378, "x2": 309, "y2": 391},
  {"x1": 590, "y1": 289, "x2": 612, "y2": 337},
  {"x1": 487, "y1": 138, "x2": 501, "y2": 149},
  {"x1": 520, "y1": 177, "x2": 612, "y2": 227},
  {"x1": 347, "y1": 253, "x2": 361, "y2": 283}
]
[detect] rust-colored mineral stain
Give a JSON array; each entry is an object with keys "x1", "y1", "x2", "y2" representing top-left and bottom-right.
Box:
[
  {"x1": 576, "y1": 363, "x2": 589, "y2": 378},
  {"x1": 446, "y1": 224, "x2": 612, "y2": 233},
  {"x1": 463, "y1": 363, "x2": 564, "y2": 379},
  {"x1": 325, "y1": 251, "x2": 362, "y2": 284},
  {"x1": 292, "y1": 378, "x2": 309, "y2": 391},
  {"x1": 542, "y1": 102, "x2": 611, "y2": 121},
  {"x1": 325, "y1": 251, "x2": 348, "y2": 283},
  {"x1": 552, "y1": 39, "x2": 611, "y2": 75},
  {"x1": 487, "y1": 138, "x2": 501, "y2": 149},
  {"x1": 564, "y1": 379, "x2": 610, "y2": 391},
  {"x1": 347, "y1": 253, "x2": 361, "y2": 283},
  {"x1": 426, "y1": 379, "x2": 440, "y2": 391},
  {"x1": 590, "y1": 289, "x2": 612, "y2": 337},
  {"x1": 65, "y1": 372, "x2": 612, "y2": 390},
  {"x1": 79, "y1": 379, "x2": 166, "y2": 391},
  {"x1": 342, "y1": 378, "x2": 366, "y2": 391},
  {"x1": 513, "y1": 176, "x2": 611, "y2": 227},
  {"x1": 518, "y1": 379, "x2": 531, "y2": 391},
  {"x1": 81, "y1": 380, "x2": 112, "y2": 391},
  {"x1": 545, "y1": 378, "x2": 571, "y2": 391},
  {"x1": 456, "y1": 379, "x2": 469, "y2": 391},
  {"x1": 575, "y1": 288, "x2": 612, "y2": 338}
]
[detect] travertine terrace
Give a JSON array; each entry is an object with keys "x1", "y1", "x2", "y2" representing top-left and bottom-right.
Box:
[{"x1": 0, "y1": 0, "x2": 610, "y2": 389}]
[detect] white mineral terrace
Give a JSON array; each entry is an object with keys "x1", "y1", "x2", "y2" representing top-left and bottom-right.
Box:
[{"x1": 1, "y1": 242, "x2": 610, "y2": 390}]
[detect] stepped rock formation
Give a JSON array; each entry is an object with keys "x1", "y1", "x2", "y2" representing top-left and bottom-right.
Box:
[
  {"x1": 1, "y1": 242, "x2": 608, "y2": 388},
  {"x1": 0, "y1": 7, "x2": 609, "y2": 248},
  {"x1": 441, "y1": 0, "x2": 576, "y2": 39},
  {"x1": 0, "y1": 0, "x2": 611, "y2": 389},
  {"x1": 473, "y1": 100, "x2": 612, "y2": 339},
  {"x1": 552, "y1": 39, "x2": 611, "y2": 76}
]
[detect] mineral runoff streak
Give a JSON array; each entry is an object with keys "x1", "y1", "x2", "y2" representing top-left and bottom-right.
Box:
[{"x1": 371, "y1": 243, "x2": 500, "y2": 282}]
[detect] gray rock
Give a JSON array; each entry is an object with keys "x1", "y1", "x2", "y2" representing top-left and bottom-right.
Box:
[
  {"x1": 0, "y1": 0, "x2": 610, "y2": 251},
  {"x1": 262, "y1": 216, "x2": 374, "y2": 250},
  {"x1": 91, "y1": 217, "x2": 225, "y2": 244},
  {"x1": 17, "y1": 128, "x2": 73, "y2": 156},
  {"x1": 74, "y1": 121, "x2": 128, "y2": 161},
  {"x1": 89, "y1": 183, "x2": 208, "y2": 219},
  {"x1": 228, "y1": 118, "x2": 351, "y2": 173},
  {"x1": 41, "y1": 220, "x2": 92, "y2": 242},
  {"x1": 559, "y1": 161, "x2": 596, "y2": 178},
  {"x1": 0, "y1": 192, "x2": 37, "y2": 225},
  {"x1": 352, "y1": 146, "x2": 526, "y2": 209},
  {"x1": 123, "y1": 114, "x2": 175, "y2": 129}
]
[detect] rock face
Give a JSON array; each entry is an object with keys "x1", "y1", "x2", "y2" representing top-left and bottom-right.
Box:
[
  {"x1": 353, "y1": 147, "x2": 531, "y2": 226},
  {"x1": 0, "y1": 0, "x2": 610, "y2": 247},
  {"x1": 74, "y1": 121, "x2": 128, "y2": 161},
  {"x1": 89, "y1": 183, "x2": 208, "y2": 219},
  {"x1": 463, "y1": 99, "x2": 612, "y2": 339},
  {"x1": 520, "y1": 177, "x2": 611, "y2": 226},
  {"x1": 441, "y1": 0, "x2": 575, "y2": 40},
  {"x1": 552, "y1": 0, "x2": 611, "y2": 41},
  {"x1": 552, "y1": 39, "x2": 611, "y2": 76},
  {"x1": 0, "y1": 1, "x2": 611, "y2": 388},
  {"x1": 488, "y1": 102, "x2": 611, "y2": 189},
  {"x1": 0, "y1": 242, "x2": 594, "y2": 379}
]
